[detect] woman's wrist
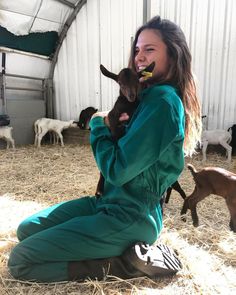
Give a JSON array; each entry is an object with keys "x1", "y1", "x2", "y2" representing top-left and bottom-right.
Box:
[{"x1": 104, "y1": 116, "x2": 110, "y2": 127}]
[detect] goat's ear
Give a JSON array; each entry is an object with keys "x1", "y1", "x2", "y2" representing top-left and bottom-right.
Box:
[{"x1": 100, "y1": 64, "x2": 118, "y2": 82}]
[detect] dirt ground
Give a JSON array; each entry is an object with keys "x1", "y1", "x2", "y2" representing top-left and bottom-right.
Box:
[{"x1": 0, "y1": 143, "x2": 236, "y2": 294}]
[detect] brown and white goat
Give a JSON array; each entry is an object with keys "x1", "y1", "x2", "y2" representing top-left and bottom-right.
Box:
[
  {"x1": 95, "y1": 63, "x2": 155, "y2": 196},
  {"x1": 181, "y1": 164, "x2": 236, "y2": 232}
]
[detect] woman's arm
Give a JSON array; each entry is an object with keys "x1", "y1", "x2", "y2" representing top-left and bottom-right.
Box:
[{"x1": 90, "y1": 98, "x2": 183, "y2": 187}]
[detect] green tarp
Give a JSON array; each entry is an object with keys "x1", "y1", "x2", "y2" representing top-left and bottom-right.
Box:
[{"x1": 0, "y1": 26, "x2": 58, "y2": 57}]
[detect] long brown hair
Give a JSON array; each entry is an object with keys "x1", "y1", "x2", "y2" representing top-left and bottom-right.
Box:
[{"x1": 129, "y1": 16, "x2": 202, "y2": 156}]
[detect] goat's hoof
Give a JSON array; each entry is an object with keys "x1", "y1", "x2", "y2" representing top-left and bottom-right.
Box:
[
  {"x1": 95, "y1": 192, "x2": 103, "y2": 198},
  {"x1": 193, "y1": 222, "x2": 199, "y2": 227},
  {"x1": 181, "y1": 216, "x2": 186, "y2": 222},
  {"x1": 229, "y1": 221, "x2": 236, "y2": 232}
]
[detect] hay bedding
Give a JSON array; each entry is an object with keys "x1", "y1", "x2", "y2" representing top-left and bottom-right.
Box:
[{"x1": 0, "y1": 144, "x2": 236, "y2": 295}]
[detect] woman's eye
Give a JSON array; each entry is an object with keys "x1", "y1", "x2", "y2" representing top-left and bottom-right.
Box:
[{"x1": 146, "y1": 48, "x2": 154, "y2": 52}]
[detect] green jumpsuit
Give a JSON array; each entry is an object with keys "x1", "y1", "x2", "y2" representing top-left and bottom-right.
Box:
[{"x1": 8, "y1": 84, "x2": 185, "y2": 282}]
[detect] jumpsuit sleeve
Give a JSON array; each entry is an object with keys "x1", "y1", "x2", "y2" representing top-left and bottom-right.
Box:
[{"x1": 89, "y1": 98, "x2": 182, "y2": 187}]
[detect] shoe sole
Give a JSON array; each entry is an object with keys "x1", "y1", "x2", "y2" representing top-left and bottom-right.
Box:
[{"x1": 123, "y1": 242, "x2": 182, "y2": 278}]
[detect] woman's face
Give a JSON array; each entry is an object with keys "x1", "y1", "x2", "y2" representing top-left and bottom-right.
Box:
[{"x1": 134, "y1": 29, "x2": 171, "y2": 81}]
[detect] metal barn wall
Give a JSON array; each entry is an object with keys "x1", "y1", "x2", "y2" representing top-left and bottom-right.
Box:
[
  {"x1": 54, "y1": 0, "x2": 236, "y2": 130},
  {"x1": 151, "y1": 0, "x2": 236, "y2": 130},
  {"x1": 53, "y1": 0, "x2": 143, "y2": 121},
  {"x1": 0, "y1": 52, "x2": 50, "y2": 146}
]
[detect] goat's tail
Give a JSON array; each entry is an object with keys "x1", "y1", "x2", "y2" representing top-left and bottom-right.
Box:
[
  {"x1": 187, "y1": 164, "x2": 198, "y2": 180},
  {"x1": 34, "y1": 121, "x2": 39, "y2": 134}
]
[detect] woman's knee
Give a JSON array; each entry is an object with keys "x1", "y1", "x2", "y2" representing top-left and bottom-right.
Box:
[
  {"x1": 16, "y1": 213, "x2": 46, "y2": 241},
  {"x1": 8, "y1": 244, "x2": 27, "y2": 280},
  {"x1": 16, "y1": 219, "x2": 32, "y2": 241}
]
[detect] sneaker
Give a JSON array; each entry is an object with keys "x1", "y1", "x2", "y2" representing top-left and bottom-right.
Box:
[{"x1": 122, "y1": 242, "x2": 182, "y2": 278}]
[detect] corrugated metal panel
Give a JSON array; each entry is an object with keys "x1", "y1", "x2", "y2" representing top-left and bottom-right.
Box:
[
  {"x1": 150, "y1": 0, "x2": 236, "y2": 130},
  {"x1": 54, "y1": 0, "x2": 143, "y2": 121},
  {"x1": 3, "y1": 52, "x2": 50, "y2": 100},
  {"x1": 54, "y1": 0, "x2": 236, "y2": 130}
]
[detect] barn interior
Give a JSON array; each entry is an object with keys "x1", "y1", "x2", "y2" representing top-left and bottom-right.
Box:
[{"x1": 0, "y1": 0, "x2": 236, "y2": 294}]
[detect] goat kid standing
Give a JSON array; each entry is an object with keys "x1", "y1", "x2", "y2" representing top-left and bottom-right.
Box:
[
  {"x1": 0, "y1": 126, "x2": 15, "y2": 149},
  {"x1": 201, "y1": 129, "x2": 232, "y2": 162},
  {"x1": 34, "y1": 118, "x2": 77, "y2": 148},
  {"x1": 181, "y1": 164, "x2": 236, "y2": 232}
]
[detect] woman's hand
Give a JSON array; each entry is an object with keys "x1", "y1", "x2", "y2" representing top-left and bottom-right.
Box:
[
  {"x1": 119, "y1": 113, "x2": 129, "y2": 122},
  {"x1": 91, "y1": 111, "x2": 129, "y2": 128},
  {"x1": 91, "y1": 111, "x2": 110, "y2": 127},
  {"x1": 91, "y1": 111, "x2": 109, "y2": 119}
]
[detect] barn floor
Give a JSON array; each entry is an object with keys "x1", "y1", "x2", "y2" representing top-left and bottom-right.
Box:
[{"x1": 0, "y1": 143, "x2": 236, "y2": 294}]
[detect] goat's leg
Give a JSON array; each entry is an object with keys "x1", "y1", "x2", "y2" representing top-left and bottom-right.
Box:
[
  {"x1": 180, "y1": 187, "x2": 199, "y2": 219},
  {"x1": 50, "y1": 132, "x2": 56, "y2": 145},
  {"x1": 171, "y1": 180, "x2": 186, "y2": 200},
  {"x1": 57, "y1": 131, "x2": 64, "y2": 147},
  {"x1": 55, "y1": 133, "x2": 59, "y2": 145},
  {"x1": 181, "y1": 186, "x2": 209, "y2": 225},
  {"x1": 164, "y1": 187, "x2": 172, "y2": 203},
  {"x1": 226, "y1": 197, "x2": 236, "y2": 232},
  {"x1": 6, "y1": 139, "x2": 10, "y2": 149},
  {"x1": 96, "y1": 173, "x2": 105, "y2": 197},
  {"x1": 34, "y1": 134, "x2": 38, "y2": 146},
  {"x1": 190, "y1": 205, "x2": 199, "y2": 227},
  {"x1": 10, "y1": 138, "x2": 15, "y2": 149},
  {"x1": 12, "y1": 139, "x2": 15, "y2": 149},
  {"x1": 181, "y1": 198, "x2": 199, "y2": 226},
  {"x1": 51, "y1": 132, "x2": 59, "y2": 145},
  {"x1": 34, "y1": 123, "x2": 38, "y2": 146},
  {"x1": 180, "y1": 198, "x2": 189, "y2": 222},
  {"x1": 187, "y1": 190, "x2": 211, "y2": 227},
  {"x1": 202, "y1": 140, "x2": 208, "y2": 161},
  {"x1": 229, "y1": 218, "x2": 236, "y2": 232},
  {"x1": 37, "y1": 131, "x2": 47, "y2": 148},
  {"x1": 219, "y1": 141, "x2": 232, "y2": 162},
  {"x1": 49, "y1": 132, "x2": 53, "y2": 144}
]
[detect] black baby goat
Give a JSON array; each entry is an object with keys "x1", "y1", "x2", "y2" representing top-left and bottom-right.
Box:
[{"x1": 95, "y1": 63, "x2": 154, "y2": 196}]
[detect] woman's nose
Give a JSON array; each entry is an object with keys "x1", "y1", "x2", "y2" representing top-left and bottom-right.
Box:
[{"x1": 135, "y1": 50, "x2": 145, "y2": 62}]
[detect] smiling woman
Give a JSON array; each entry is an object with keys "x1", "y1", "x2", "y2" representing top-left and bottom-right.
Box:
[{"x1": 7, "y1": 15, "x2": 201, "y2": 283}]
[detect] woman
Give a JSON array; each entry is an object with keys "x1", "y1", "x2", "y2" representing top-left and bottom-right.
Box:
[{"x1": 8, "y1": 16, "x2": 201, "y2": 282}]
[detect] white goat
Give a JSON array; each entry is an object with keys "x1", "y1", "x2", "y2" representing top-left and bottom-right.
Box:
[
  {"x1": 201, "y1": 129, "x2": 232, "y2": 162},
  {"x1": 0, "y1": 126, "x2": 15, "y2": 149},
  {"x1": 34, "y1": 119, "x2": 58, "y2": 146},
  {"x1": 34, "y1": 118, "x2": 77, "y2": 148}
]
